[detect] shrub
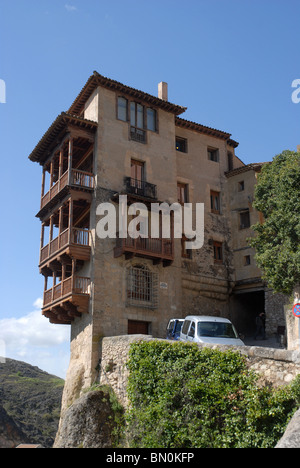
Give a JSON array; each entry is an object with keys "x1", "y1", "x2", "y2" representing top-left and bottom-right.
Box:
[{"x1": 126, "y1": 341, "x2": 300, "y2": 448}]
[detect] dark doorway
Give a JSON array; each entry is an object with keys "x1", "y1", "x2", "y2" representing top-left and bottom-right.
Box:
[
  {"x1": 230, "y1": 290, "x2": 265, "y2": 337},
  {"x1": 128, "y1": 320, "x2": 150, "y2": 335}
]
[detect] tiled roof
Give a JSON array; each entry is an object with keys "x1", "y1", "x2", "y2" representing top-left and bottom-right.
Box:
[
  {"x1": 28, "y1": 112, "x2": 98, "y2": 164},
  {"x1": 68, "y1": 71, "x2": 187, "y2": 116},
  {"x1": 225, "y1": 162, "x2": 267, "y2": 178},
  {"x1": 175, "y1": 116, "x2": 234, "y2": 142}
]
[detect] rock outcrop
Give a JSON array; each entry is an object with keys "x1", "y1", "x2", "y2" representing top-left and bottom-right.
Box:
[
  {"x1": 54, "y1": 389, "x2": 124, "y2": 448},
  {"x1": 276, "y1": 409, "x2": 300, "y2": 448}
]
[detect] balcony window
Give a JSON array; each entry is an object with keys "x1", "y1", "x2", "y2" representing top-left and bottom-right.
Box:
[
  {"x1": 131, "y1": 159, "x2": 144, "y2": 182},
  {"x1": 117, "y1": 97, "x2": 158, "y2": 143}
]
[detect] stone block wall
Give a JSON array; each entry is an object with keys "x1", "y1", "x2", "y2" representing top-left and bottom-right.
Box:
[{"x1": 97, "y1": 335, "x2": 300, "y2": 408}]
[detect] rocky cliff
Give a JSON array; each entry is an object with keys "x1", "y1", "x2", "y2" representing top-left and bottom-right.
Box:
[{"x1": 0, "y1": 358, "x2": 64, "y2": 448}]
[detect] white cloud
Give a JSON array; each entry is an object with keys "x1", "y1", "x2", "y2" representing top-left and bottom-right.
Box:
[
  {"x1": 65, "y1": 4, "x2": 78, "y2": 12},
  {"x1": 0, "y1": 300, "x2": 70, "y2": 378}
]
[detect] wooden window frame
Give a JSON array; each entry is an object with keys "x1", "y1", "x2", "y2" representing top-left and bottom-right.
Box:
[
  {"x1": 176, "y1": 137, "x2": 188, "y2": 153},
  {"x1": 116, "y1": 95, "x2": 158, "y2": 143},
  {"x1": 117, "y1": 96, "x2": 128, "y2": 122},
  {"x1": 177, "y1": 182, "x2": 188, "y2": 205},
  {"x1": 210, "y1": 190, "x2": 221, "y2": 215},
  {"x1": 181, "y1": 235, "x2": 193, "y2": 259},
  {"x1": 208, "y1": 147, "x2": 219, "y2": 163},
  {"x1": 131, "y1": 159, "x2": 145, "y2": 183},
  {"x1": 213, "y1": 241, "x2": 223, "y2": 264},
  {"x1": 239, "y1": 210, "x2": 251, "y2": 230}
]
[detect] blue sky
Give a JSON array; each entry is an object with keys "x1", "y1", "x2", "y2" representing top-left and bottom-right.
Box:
[{"x1": 0, "y1": 0, "x2": 299, "y2": 378}]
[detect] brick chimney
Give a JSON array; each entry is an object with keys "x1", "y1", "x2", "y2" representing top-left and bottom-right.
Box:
[{"x1": 158, "y1": 82, "x2": 168, "y2": 101}]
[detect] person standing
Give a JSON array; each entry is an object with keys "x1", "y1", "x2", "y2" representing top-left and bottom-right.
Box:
[{"x1": 254, "y1": 312, "x2": 266, "y2": 340}]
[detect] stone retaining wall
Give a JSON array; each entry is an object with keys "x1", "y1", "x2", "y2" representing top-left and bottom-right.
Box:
[{"x1": 98, "y1": 335, "x2": 300, "y2": 408}]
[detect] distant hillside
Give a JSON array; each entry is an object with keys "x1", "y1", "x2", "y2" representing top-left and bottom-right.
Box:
[{"x1": 0, "y1": 358, "x2": 64, "y2": 448}]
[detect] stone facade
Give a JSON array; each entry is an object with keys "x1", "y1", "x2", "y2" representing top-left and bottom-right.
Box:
[{"x1": 29, "y1": 72, "x2": 289, "y2": 407}]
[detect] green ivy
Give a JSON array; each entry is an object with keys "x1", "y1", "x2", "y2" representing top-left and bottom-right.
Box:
[{"x1": 126, "y1": 341, "x2": 300, "y2": 448}]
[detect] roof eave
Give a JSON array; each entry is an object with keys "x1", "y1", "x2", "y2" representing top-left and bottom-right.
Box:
[
  {"x1": 28, "y1": 112, "x2": 98, "y2": 165},
  {"x1": 68, "y1": 71, "x2": 187, "y2": 116}
]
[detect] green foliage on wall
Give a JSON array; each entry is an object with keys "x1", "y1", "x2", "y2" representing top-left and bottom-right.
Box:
[{"x1": 126, "y1": 341, "x2": 300, "y2": 448}]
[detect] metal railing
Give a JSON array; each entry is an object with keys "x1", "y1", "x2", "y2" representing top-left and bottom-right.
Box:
[{"x1": 124, "y1": 177, "x2": 157, "y2": 199}]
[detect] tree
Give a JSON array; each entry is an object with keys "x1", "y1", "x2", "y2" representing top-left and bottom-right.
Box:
[{"x1": 249, "y1": 150, "x2": 300, "y2": 296}]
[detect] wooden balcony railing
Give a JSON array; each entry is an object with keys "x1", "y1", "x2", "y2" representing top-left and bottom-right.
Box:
[
  {"x1": 114, "y1": 234, "x2": 174, "y2": 262},
  {"x1": 40, "y1": 228, "x2": 90, "y2": 264},
  {"x1": 43, "y1": 276, "x2": 90, "y2": 307},
  {"x1": 41, "y1": 169, "x2": 94, "y2": 209}
]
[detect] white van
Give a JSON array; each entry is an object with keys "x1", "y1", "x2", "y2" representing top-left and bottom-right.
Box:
[{"x1": 180, "y1": 316, "x2": 245, "y2": 346}]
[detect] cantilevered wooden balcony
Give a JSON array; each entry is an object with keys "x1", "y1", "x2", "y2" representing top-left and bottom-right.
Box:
[
  {"x1": 40, "y1": 169, "x2": 94, "y2": 211},
  {"x1": 42, "y1": 275, "x2": 90, "y2": 325},
  {"x1": 39, "y1": 227, "x2": 91, "y2": 267},
  {"x1": 114, "y1": 235, "x2": 174, "y2": 266}
]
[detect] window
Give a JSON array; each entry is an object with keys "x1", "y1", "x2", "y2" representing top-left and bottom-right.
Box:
[
  {"x1": 210, "y1": 191, "x2": 221, "y2": 214},
  {"x1": 147, "y1": 108, "x2": 157, "y2": 132},
  {"x1": 213, "y1": 241, "x2": 223, "y2": 264},
  {"x1": 131, "y1": 102, "x2": 144, "y2": 129},
  {"x1": 182, "y1": 320, "x2": 191, "y2": 336},
  {"x1": 244, "y1": 255, "x2": 251, "y2": 266},
  {"x1": 176, "y1": 137, "x2": 188, "y2": 153},
  {"x1": 208, "y1": 147, "x2": 219, "y2": 162},
  {"x1": 131, "y1": 160, "x2": 145, "y2": 183},
  {"x1": 117, "y1": 97, "x2": 158, "y2": 143},
  {"x1": 130, "y1": 102, "x2": 146, "y2": 143},
  {"x1": 177, "y1": 182, "x2": 188, "y2": 204},
  {"x1": 238, "y1": 181, "x2": 245, "y2": 192},
  {"x1": 240, "y1": 210, "x2": 251, "y2": 229},
  {"x1": 189, "y1": 322, "x2": 196, "y2": 338},
  {"x1": 181, "y1": 235, "x2": 192, "y2": 259},
  {"x1": 126, "y1": 265, "x2": 158, "y2": 309},
  {"x1": 117, "y1": 97, "x2": 128, "y2": 121}
]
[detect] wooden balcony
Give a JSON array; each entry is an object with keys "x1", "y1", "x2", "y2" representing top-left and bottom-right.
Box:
[
  {"x1": 42, "y1": 276, "x2": 90, "y2": 325},
  {"x1": 39, "y1": 227, "x2": 91, "y2": 267},
  {"x1": 41, "y1": 169, "x2": 94, "y2": 210},
  {"x1": 114, "y1": 235, "x2": 174, "y2": 266}
]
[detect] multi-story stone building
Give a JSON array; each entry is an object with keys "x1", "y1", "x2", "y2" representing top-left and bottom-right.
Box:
[{"x1": 29, "y1": 72, "x2": 286, "y2": 398}]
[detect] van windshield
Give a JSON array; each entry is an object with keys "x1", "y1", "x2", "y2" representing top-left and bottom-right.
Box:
[{"x1": 197, "y1": 322, "x2": 238, "y2": 339}]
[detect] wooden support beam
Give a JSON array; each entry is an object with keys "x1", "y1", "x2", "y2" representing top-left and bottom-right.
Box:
[{"x1": 68, "y1": 137, "x2": 73, "y2": 185}]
